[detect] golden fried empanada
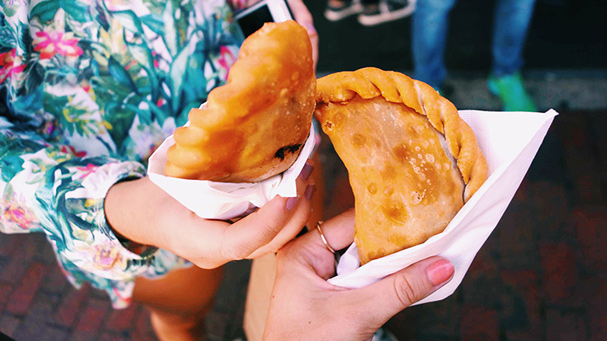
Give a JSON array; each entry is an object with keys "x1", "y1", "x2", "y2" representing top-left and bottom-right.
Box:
[
  {"x1": 315, "y1": 67, "x2": 488, "y2": 264},
  {"x1": 165, "y1": 20, "x2": 315, "y2": 182}
]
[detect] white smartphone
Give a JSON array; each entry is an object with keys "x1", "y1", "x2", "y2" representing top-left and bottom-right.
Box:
[{"x1": 235, "y1": 0, "x2": 294, "y2": 37}]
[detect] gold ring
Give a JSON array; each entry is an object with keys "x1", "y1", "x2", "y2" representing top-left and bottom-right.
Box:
[{"x1": 315, "y1": 221, "x2": 335, "y2": 254}]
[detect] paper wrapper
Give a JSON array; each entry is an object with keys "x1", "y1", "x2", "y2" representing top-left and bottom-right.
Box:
[
  {"x1": 147, "y1": 120, "x2": 317, "y2": 220},
  {"x1": 329, "y1": 109, "x2": 558, "y2": 306}
]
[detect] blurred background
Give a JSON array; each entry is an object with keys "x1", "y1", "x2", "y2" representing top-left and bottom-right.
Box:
[
  {"x1": 1, "y1": 0, "x2": 606, "y2": 340},
  {"x1": 310, "y1": 0, "x2": 607, "y2": 112}
]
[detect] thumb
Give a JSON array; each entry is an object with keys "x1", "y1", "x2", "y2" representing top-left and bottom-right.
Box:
[{"x1": 351, "y1": 257, "x2": 454, "y2": 327}]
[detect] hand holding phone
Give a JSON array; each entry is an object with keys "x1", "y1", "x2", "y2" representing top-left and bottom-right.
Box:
[
  {"x1": 235, "y1": 0, "x2": 318, "y2": 68},
  {"x1": 235, "y1": 0, "x2": 293, "y2": 37}
]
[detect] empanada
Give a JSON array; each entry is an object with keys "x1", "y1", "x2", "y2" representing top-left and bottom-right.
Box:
[
  {"x1": 165, "y1": 20, "x2": 316, "y2": 182},
  {"x1": 315, "y1": 67, "x2": 488, "y2": 264}
]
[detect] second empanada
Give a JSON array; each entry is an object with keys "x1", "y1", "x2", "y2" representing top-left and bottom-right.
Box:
[
  {"x1": 165, "y1": 20, "x2": 315, "y2": 182},
  {"x1": 315, "y1": 67, "x2": 488, "y2": 264}
]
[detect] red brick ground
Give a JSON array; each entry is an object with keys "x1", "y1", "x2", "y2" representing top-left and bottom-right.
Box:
[{"x1": 1, "y1": 110, "x2": 606, "y2": 340}]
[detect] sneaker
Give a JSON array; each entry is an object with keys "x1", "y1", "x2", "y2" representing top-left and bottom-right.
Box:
[
  {"x1": 325, "y1": 0, "x2": 364, "y2": 21},
  {"x1": 487, "y1": 72, "x2": 537, "y2": 112},
  {"x1": 358, "y1": 0, "x2": 416, "y2": 26}
]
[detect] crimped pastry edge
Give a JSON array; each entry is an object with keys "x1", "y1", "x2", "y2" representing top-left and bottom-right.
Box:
[{"x1": 315, "y1": 67, "x2": 488, "y2": 202}]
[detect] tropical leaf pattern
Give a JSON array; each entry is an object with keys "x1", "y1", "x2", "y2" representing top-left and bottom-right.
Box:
[{"x1": 0, "y1": 0, "x2": 244, "y2": 308}]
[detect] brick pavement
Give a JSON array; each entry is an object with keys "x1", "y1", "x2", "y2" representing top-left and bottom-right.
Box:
[{"x1": 1, "y1": 110, "x2": 606, "y2": 340}]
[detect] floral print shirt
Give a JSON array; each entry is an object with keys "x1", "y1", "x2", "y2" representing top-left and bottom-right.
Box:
[{"x1": 0, "y1": 0, "x2": 244, "y2": 308}]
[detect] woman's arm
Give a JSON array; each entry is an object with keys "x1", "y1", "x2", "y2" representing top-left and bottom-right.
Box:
[{"x1": 105, "y1": 163, "x2": 316, "y2": 269}]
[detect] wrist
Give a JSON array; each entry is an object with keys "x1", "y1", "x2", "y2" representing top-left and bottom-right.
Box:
[{"x1": 105, "y1": 177, "x2": 162, "y2": 248}]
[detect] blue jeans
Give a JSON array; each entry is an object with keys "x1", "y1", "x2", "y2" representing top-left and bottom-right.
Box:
[{"x1": 412, "y1": 0, "x2": 536, "y2": 89}]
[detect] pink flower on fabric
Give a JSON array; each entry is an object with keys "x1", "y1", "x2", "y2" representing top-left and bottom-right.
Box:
[
  {"x1": 94, "y1": 243, "x2": 121, "y2": 270},
  {"x1": 0, "y1": 49, "x2": 26, "y2": 83},
  {"x1": 112, "y1": 286, "x2": 132, "y2": 306},
  {"x1": 123, "y1": 60, "x2": 138, "y2": 71},
  {"x1": 60, "y1": 145, "x2": 87, "y2": 158},
  {"x1": 2, "y1": 196, "x2": 38, "y2": 230},
  {"x1": 42, "y1": 119, "x2": 58, "y2": 136},
  {"x1": 217, "y1": 46, "x2": 236, "y2": 80},
  {"x1": 152, "y1": 52, "x2": 160, "y2": 68},
  {"x1": 74, "y1": 163, "x2": 99, "y2": 179},
  {"x1": 33, "y1": 31, "x2": 84, "y2": 60},
  {"x1": 81, "y1": 79, "x2": 92, "y2": 93}
]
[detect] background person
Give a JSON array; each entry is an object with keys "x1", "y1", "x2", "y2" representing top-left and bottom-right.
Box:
[{"x1": 412, "y1": 0, "x2": 537, "y2": 111}]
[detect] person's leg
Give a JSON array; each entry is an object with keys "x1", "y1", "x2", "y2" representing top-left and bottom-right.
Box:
[
  {"x1": 133, "y1": 265, "x2": 224, "y2": 341},
  {"x1": 412, "y1": 0, "x2": 458, "y2": 90},
  {"x1": 488, "y1": 0, "x2": 537, "y2": 111},
  {"x1": 491, "y1": 0, "x2": 536, "y2": 77}
]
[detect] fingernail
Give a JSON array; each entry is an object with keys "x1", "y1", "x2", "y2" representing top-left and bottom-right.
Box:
[
  {"x1": 304, "y1": 183, "x2": 316, "y2": 201},
  {"x1": 304, "y1": 22, "x2": 317, "y2": 36},
  {"x1": 286, "y1": 196, "x2": 299, "y2": 211},
  {"x1": 299, "y1": 162, "x2": 314, "y2": 181},
  {"x1": 426, "y1": 259, "x2": 454, "y2": 286}
]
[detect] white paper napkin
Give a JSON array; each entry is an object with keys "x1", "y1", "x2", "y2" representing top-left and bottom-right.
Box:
[
  {"x1": 147, "y1": 122, "x2": 316, "y2": 220},
  {"x1": 328, "y1": 109, "x2": 558, "y2": 306}
]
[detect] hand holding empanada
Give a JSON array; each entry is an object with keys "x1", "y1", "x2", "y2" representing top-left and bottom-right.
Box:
[{"x1": 315, "y1": 67, "x2": 488, "y2": 264}]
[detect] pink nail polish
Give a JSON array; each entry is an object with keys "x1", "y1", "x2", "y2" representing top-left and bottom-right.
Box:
[
  {"x1": 304, "y1": 183, "x2": 316, "y2": 200},
  {"x1": 299, "y1": 162, "x2": 314, "y2": 181},
  {"x1": 426, "y1": 259, "x2": 454, "y2": 286},
  {"x1": 286, "y1": 196, "x2": 299, "y2": 211}
]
